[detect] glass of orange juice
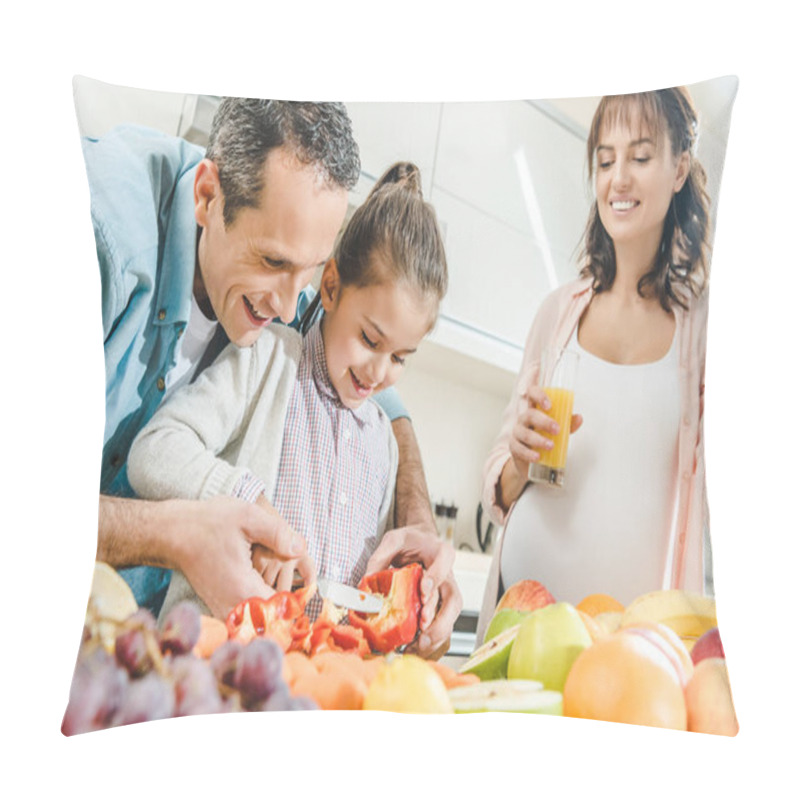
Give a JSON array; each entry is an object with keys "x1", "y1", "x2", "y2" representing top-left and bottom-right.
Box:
[{"x1": 528, "y1": 347, "x2": 579, "y2": 488}]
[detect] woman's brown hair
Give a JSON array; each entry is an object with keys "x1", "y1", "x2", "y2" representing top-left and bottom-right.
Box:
[{"x1": 580, "y1": 87, "x2": 711, "y2": 311}]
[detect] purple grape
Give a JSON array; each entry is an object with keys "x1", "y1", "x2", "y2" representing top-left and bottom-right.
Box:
[
  {"x1": 127, "y1": 607, "x2": 158, "y2": 632},
  {"x1": 111, "y1": 672, "x2": 175, "y2": 727},
  {"x1": 159, "y1": 601, "x2": 201, "y2": 655},
  {"x1": 115, "y1": 628, "x2": 155, "y2": 678},
  {"x1": 257, "y1": 683, "x2": 293, "y2": 713},
  {"x1": 62, "y1": 647, "x2": 129, "y2": 735},
  {"x1": 288, "y1": 694, "x2": 319, "y2": 711},
  {"x1": 232, "y1": 638, "x2": 284, "y2": 706},
  {"x1": 171, "y1": 655, "x2": 224, "y2": 717},
  {"x1": 209, "y1": 640, "x2": 243, "y2": 688}
]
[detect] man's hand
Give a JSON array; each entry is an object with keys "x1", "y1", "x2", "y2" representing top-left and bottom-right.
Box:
[
  {"x1": 365, "y1": 524, "x2": 462, "y2": 660},
  {"x1": 98, "y1": 495, "x2": 310, "y2": 620},
  {"x1": 172, "y1": 496, "x2": 314, "y2": 618},
  {"x1": 251, "y1": 496, "x2": 317, "y2": 592}
]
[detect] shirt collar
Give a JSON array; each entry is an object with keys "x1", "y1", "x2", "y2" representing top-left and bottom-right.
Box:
[
  {"x1": 306, "y1": 316, "x2": 373, "y2": 425},
  {"x1": 154, "y1": 162, "x2": 201, "y2": 327}
]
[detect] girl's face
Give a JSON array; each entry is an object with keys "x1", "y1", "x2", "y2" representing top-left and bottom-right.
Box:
[
  {"x1": 594, "y1": 108, "x2": 689, "y2": 254},
  {"x1": 319, "y1": 260, "x2": 435, "y2": 410}
]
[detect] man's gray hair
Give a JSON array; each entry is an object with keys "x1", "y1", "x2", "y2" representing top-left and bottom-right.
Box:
[{"x1": 206, "y1": 98, "x2": 361, "y2": 227}]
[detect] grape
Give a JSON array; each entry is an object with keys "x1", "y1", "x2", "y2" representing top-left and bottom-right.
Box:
[
  {"x1": 111, "y1": 672, "x2": 175, "y2": 727},
  {"x1": 62, "y1": 646, "x2": 128, "y2": 736},
  {"x1": 210, "y1": 640, "x2": 243, "y2": 688},
  {"x1": 159, "y1": 601, "x2": 201, "y2": 655},
  {"x1": 171, "y1": 655, "x2": 224, "y2": 717},
  {"x1": 232, "y1": 638, "x2": 284, "y2": 706},
  {"x1": 126, "y1": 607, "x2": 158, "y2": 632},
  {"x1": 288, "y1": 694, "x2": 319, "y2": 711},
  {"x1": 115, "y1": 628, "x2": 155, "y2": 678},
  {"x1": 257, "y1": 683, "x2": 293, "y2": 713}
]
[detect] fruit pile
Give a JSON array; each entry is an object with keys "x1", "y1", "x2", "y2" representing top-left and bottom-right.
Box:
[
  {"x1": 456, "y1": 580, "x2": 738, "y2": 735},
  {"x1": 62, "y1": 564, "x2": 322, "y2": 734},
  {"x1": 63, "y1": 562, "x2": 471, "y2": 732}
]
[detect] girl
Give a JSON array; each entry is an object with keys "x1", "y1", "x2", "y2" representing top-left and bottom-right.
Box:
[
  {"x1": 478, "y1": 87, "x2": 712, "y2": 640},
  {"x1": 128, "y1": 162, "x2": 448, "y2": 619}
]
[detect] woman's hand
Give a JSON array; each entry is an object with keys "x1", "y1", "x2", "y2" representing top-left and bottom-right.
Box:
[{"x1": 499, "y1": 385, "x2": 583, "y2": 510}]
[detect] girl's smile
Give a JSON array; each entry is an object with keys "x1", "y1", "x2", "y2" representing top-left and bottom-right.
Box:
[{"x1": 319, "y1": 259, "x2": 437, "y2": 410}]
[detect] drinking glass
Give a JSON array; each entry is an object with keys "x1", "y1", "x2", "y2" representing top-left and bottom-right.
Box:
[{"x1": 528, "y1": 347, "x2": 579, "y2": 488}]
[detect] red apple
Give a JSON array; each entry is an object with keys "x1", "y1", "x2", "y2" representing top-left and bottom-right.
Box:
[
  {"x1": 496, "y1": 580, "x2": 556, "y2": 614},
  {"x1": 685, "y1": 657, "x2": 738, "y2": 736},
  {"x1": 690, "y1": 627, "x2": 725, "y2": 665}
]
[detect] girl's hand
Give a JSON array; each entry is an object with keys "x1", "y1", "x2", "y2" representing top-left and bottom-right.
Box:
[{"x1": 251, "y1": 496, "x2": 317, "y2": 591}]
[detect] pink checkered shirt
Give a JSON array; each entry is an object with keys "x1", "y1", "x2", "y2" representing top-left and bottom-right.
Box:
[{"x1": 234, "y1": 319, "x2": 392, "y2": 619}]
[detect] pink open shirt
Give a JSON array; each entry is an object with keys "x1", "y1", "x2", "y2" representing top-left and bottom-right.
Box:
[{"x1": 478, "y1": 277, "x2": 710, "y2": 640}]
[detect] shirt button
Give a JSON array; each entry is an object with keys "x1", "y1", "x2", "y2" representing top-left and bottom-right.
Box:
[
  {"x1": 157, "y1": 377, "x2": 166, "y2": 391},
  {"x1": 339, "y1": 493, "x2": 348, "y2": 506},
  {"x1": 157, "y1": 309, "x2": 166, "y2": 321}
]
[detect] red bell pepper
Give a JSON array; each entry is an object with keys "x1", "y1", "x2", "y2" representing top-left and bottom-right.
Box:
[
  {"x1": 347, "y1": 563, "x2": 423, "y2": 653},
  {"x1": 225, "y1": 584, "x2": 315, "y2": 652},
  {"x1": 307, "y1": 599, "x2": 370, "y2": 656}
]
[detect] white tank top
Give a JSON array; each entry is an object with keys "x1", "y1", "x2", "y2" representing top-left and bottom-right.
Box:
[{"x1": 500, "y1": 326, "x2": 681, "y2": 605}]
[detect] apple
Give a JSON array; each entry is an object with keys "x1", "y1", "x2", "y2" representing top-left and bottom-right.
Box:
[
  {"x1": 460, "y1": 624, "x2": 520, "y2": 681},
  {"x1": 484, "y1": 608, "x2": 529, "y2": 644},
  {"x1": 449, "y1": 679, "x2": 562, "y2": 715},
  {"x1": 685, "y1": 657, "x2": 738, "y2": 736},
  {"x1": 690, "y1": 627, "x2": 725, "y2": 665},
  {"x1": 496, "y1": 580, "x2": 556, "y2": 613},
  {"x1": 507, "y1": 602, "x2": 593, "y2": 692}
]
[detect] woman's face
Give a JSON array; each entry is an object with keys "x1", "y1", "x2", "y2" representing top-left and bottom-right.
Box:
[{"x1": 594, "y1": 108, "x2": 689, "y2": 254}]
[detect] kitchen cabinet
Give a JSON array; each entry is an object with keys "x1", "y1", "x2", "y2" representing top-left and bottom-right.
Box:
[
  {"x1": 344, "y1": 98, "x2": 592, "y2": 374},
  {"x1": 73, "y1": 76, "x2": 191, "y2": 139}
]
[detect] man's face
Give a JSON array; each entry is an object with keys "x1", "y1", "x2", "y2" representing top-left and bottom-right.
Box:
[{"x1": 194, "y1": 147, "x2": 349, "y2": 347}]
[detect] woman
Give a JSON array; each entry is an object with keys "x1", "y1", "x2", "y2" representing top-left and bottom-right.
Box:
[{"x1": 478, "y1": 87, "x2": 711, "y2": 641}]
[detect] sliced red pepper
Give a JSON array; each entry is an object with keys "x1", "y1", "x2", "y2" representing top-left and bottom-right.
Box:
[
  {"x1": 225, "y1": 584, "x2": 316, "y2": 651},
  {"x1": 347, "y1": 563, "x2": 423, "y2": 653},
  {"x1": 304, "y1": 599, "x2": 370, "y2": 656}
]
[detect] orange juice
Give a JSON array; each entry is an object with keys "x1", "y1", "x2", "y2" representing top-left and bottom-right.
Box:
[{"x1": 537, "y1": 387, "x2": 574, "y2": 470}]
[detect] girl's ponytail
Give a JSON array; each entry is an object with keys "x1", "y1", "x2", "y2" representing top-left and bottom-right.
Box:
[{"x1": 335, "y1": 161, "x2": 447, "y2": 304}]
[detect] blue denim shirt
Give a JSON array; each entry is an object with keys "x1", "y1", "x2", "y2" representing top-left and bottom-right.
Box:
[{"x1": 83, "y1": 125, "x2": 406, "y2": 612}]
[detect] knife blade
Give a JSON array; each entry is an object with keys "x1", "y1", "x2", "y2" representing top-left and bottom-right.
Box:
[{"x1": 316, "y1": 577, "x2": 383, "y2": 614}]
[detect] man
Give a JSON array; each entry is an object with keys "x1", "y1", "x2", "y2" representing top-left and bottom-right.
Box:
[{"x1": 84, "y1": 97, "x2": 461, "y2": 657}]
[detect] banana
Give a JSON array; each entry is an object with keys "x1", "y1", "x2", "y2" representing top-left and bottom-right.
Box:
[{"x1": 621, "y1": 590, "x2": 717, "y2": 640}]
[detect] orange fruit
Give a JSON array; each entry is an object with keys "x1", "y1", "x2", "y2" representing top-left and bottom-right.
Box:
[
  {"x1": 192, "y1": 615, "x2": 229, "y2": 659},
  {"x1": 563, "y1": 628, "x2": 687, "y2": 730},
  {"x1": 576, "y1": 593, "x2": 625, "y2": 617}
]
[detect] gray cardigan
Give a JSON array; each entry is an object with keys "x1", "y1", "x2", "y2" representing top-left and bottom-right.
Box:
[{"x1": 127, "y1": 324, "x2": 398, "y2": 618}]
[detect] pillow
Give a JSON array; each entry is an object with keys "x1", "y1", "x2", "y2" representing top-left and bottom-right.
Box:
[{"x1": 64, "y1": 75, "x2": 738, "y2": 735}]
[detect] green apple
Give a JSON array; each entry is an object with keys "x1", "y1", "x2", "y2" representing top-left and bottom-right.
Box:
[
  {"x1": 459, "y1": 624, "x2": 521, "y2": 680},
  {"x1": 449, "y1": 679, "x2": 562, "y2": 715},
  {"x1": 507, "y1": 602, "x2": 592, "y2": 692},
  {"x1": 484, "y1": 608, "x2": 529, "y2": 644}
]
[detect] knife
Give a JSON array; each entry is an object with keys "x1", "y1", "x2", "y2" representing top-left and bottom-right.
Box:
[{"x1": 316, "y1": 577, "x2": 383, "y2": 614}]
